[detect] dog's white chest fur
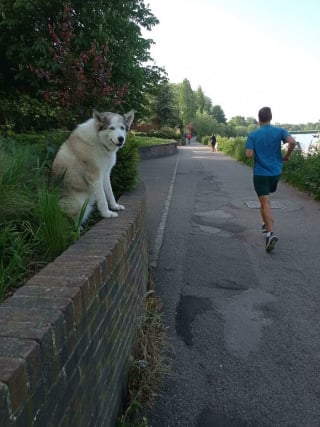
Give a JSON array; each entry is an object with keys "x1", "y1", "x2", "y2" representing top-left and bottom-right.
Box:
[{"x1": 51, "y1": 110, "x2": 134, "y2": 224}]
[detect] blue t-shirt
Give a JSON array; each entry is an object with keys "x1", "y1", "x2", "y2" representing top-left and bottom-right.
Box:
[{"x1": 246, "y1": 124, "x2": 289, "y2": 176}]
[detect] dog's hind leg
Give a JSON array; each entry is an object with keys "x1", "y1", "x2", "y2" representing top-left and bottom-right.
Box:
[{"x1": 59, "y1": 194, "x2": 92, "y2": 224}]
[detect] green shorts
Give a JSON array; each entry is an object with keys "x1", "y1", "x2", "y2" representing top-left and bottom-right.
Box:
[{"x1": 253, "y1": 175, "x2": 280, "y2": 197}]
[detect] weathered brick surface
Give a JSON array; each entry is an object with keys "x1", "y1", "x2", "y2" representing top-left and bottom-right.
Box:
[{"x1": 0, "y1": 182, "x2": 148, "y2": 427}]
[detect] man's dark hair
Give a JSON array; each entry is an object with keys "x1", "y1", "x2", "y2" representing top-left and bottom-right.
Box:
[{"x1": 258, "y1": 107, "x2": 272, "y2": 123}]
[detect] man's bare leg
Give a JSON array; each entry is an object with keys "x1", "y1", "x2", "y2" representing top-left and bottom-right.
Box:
[
  {"x1": 259, "y1": 195, "x2": 273, "y2": 232},
  {"x1": 259, "y1": 194, "x2": 278, "y2": 252}
]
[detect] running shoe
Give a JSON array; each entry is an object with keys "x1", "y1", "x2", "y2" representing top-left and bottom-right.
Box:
[
  {"x1": 266, "y1": 233, "x2": 278, "y2": 253},
  {"x1": 261, "y1": 224, "x2": 267, "y2": 233}
]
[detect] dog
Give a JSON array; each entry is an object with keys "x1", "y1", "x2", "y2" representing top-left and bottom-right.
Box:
[{"x1": 51, "y1": 110, "x2": 135, "y2": 224}]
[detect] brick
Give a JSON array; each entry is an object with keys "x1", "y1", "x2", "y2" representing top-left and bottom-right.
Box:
[
  {"x1": 0, "y1": 338, "x2": 42, "y2": 393},
  {"x1": 0, "y1": 358, "x2": 28, "y2": 412},
  {"x1": 1, "y1": 295, "x2": 76, "y2": 335},
  {"x1": 25, "y1": 275, "x2": 92, "y2": 309},
  {"x1": 14, "y1": 286, "x2": 84, "y2": 325},
  {"x1": 0, "y1": 308, "x2": 66, "y2": 389},
  {"x1": 0, "y1": 382, "x2": 11, "y2": 425}
]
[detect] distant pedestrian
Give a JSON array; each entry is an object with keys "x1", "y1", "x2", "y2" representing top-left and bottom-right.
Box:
[
  {"x1": 186, "y1": 133, "x2": 192, "y2": 144},
  {"x1": 245, "y1": 106, "x2": 296, "y2": 253},
  {"x1": 210, "y1": 133, "x2": 217, "y2": 152}
]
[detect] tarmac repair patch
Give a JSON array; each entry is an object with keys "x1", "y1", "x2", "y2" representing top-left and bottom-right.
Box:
[{"x1": 175, "y1": 295, "x2": 212, "y2": 346}]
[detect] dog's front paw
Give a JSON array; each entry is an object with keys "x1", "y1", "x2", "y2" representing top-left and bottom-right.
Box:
[
  {"x1": 102, "y1": 210, "x2": 119, "y2": 218},
  {"x1": 111, "y1": 203, "x2": 125, "y2": 211}
]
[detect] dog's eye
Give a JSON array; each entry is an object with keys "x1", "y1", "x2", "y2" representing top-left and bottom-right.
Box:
[
  {"x1": 109, "y1": 126, "x2": 115, "y2": 130},
  {"x1": 120, "y1": 126, "x2": 125, "y2": 130}
]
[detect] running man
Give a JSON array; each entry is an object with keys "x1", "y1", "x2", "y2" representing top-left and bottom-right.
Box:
[{"x1": 245, "y1": 107, "x2": 296, "y2": 252}]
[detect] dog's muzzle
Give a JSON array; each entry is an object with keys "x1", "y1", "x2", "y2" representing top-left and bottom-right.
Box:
[{"x1": 116, "y1": 136, "x2": 124, "y2": 147}]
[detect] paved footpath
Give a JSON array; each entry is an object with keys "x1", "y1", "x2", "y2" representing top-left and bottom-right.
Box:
[{"x1": 138, "y1": 142, "x2": 320, "y2": 427}]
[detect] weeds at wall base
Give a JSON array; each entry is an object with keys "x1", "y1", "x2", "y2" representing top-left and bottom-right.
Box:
[{"x1": 118, "y1": 271, "x2": 167, "y2": 427}]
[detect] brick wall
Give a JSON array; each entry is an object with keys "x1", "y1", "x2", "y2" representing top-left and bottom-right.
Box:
[
  {"x1": 0, "y1": 182, "x2": 148, "y2": 427},
  {"x1": 138, "y1": 141, "x2": 177, "y2": 159}
]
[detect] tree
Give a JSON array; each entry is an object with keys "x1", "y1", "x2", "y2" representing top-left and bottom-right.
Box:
[
  {"x1": 28, "y1": 2, "x2": 136, "y2": 124},
  {"x1": 150, "y1": 81, "x2": 180, "y2": 129},
  {"x1": 192, "y1": 111, "x2": 219, "y2": 138},
  {"x1": 228, "y1": 116, "x2": 247, "y2": 127},
  {"x1": 177, "y1": 79, "x2": 196, "y2": 128},
  {"x1": 195, "y1": 86, "x2": 206, "y2": 114},
  {"x1": 0, "y1": 0, "x2": 164, "y2": 129},
  {"x1": 203, "y1": 96, "x2": 213, "y2": 115},
  {"x1": 212, "y1": 105, "x2": 226, "y2": 124}
]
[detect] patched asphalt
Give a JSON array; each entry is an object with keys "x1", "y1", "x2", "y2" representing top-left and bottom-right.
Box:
[{"x1": 138, "y1": 142, "x2": 320, "y2": 426}]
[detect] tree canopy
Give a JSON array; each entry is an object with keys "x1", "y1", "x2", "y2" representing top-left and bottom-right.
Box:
[
  {"x1": 1, "y1": 2, "x2": 314, "y2": 134},
  {"x1": 0, "y1": 0, "x2": 165, "y2": 129}
]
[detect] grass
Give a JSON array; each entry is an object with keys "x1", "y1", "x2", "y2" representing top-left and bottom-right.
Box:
[
  {"x1": 0, "y1": 136, "x2": 81, "y2": 301},
  {"x1": 0, "y1": 222, "x2": 35, "y2": 297},
  {"x1": 117, "y1": 280, "x2": 167, "y2": 427}
]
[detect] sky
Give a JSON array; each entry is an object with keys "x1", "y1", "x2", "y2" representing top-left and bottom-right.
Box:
[{"x1": 143, "y1": 0, "x2": 320, "y2": 124}]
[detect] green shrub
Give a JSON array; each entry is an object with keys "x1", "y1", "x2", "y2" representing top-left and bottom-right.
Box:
[
  {"x1": 136, "y1": 126, "x2": 179, "y2": 140},
  {"x1": 111, "y1": 133, "x2": 139, "y2": 197},
  {"x1": 133, "y1": 135, "x2": 175, "y2": 147},
  {"x1": 217, "y1": 136, "x2": 253, "y2": 165},
  {"x1": 282, "y1": 152, "x2": 320, "y2": 200},
  {"x1": 200, "y1": 135, "x2": 211, "y2": 145},
  {"x1": 0, "y1": 95, "x2": 76, "y2": 133}
]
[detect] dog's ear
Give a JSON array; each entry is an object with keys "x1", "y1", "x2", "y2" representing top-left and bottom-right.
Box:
[
  {"x1": 93, "y1": 110, "x2": 108, "y2": 130},
  {"x1": 124, "y1": 111, "x2": 135, "y2": 130},
  {"x1": 93, "y1": 110, "x2": 101, "y2": 121}
]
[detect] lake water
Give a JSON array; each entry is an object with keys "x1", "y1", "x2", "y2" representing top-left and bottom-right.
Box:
[{"x1": 291, "y1": 133, "x2": 319, "y2": 152}]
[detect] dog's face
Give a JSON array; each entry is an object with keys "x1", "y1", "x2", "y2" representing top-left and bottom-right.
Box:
[{"x1": 93, "y1": 110, "x2": 134, "y2": 151}]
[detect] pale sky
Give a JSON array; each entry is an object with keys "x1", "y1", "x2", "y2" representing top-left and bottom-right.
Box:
[{"x1": 144, "y1": 0, "x2": 320, "y2": 124}]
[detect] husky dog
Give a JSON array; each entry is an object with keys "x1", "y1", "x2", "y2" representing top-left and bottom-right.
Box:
[{"x1": 51, "y1": 110, "x2": 135, "y2": 224}]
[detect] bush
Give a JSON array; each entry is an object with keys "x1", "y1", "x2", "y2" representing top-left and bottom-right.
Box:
[
  {"x1": 135, "y1": 126, "x2": 179, "y2": 140},
  {"x1": 282, "y1": 151, "x2": 320, "y2": 200},
  {"x1": 0, "y1": 95, "x2": 76, "y2": 133},
  {"x1": 217, "y1": 136, "x2": 253, "y2": 165},
  {"x1": 200, "y1": 135, "x2": 211, "y2": 146},
  {"x1": 111, "y1": 133, "x2": 140, "y2": 198},
  {"x1": 133, "y1": 135, "x2": 175, "y2": 147}
]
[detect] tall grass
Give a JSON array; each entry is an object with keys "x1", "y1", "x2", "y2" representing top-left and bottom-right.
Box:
[
  {"x1": 0, "y1": 223, "x2": 34, "y2": 296},
  {"x1": 0, "y1": 138, "x2": 77, "y2": 300},
  {"x1": 36, "y1": 189, "x2": 74, "y2": 258}
]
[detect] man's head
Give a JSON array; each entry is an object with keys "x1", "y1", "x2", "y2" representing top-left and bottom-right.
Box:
[{"x1": 258, "y1": 107, "x2": 272, "y2": 124}]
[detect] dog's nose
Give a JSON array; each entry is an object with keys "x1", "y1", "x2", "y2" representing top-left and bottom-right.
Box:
[{"x1": 117, "y1": 136, "x2": 124, "y2": 146}]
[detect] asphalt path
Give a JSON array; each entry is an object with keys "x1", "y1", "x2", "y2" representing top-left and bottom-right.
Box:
[{"x1": 138, "y1": 142, "x2": 320, "y2": 427}]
